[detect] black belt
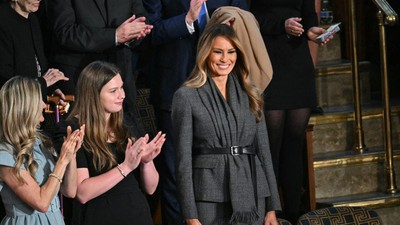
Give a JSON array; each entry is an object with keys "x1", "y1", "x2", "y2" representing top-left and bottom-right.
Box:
[
  {"x1": 193, "y1": 146, "x2": 255, "y2": 155},
  {"x1": 193, "y1": 145, "x2": 258, "y2": 207}
]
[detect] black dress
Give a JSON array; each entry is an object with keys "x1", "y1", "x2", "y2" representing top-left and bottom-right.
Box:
[
  {"x1": 53, "y1": 118, "x2": 153, "y2": 225},
  {"x1": 250, "y1": 0, "x2": 318, "y2": 110}
]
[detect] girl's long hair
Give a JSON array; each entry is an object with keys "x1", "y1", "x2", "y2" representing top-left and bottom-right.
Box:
[
  {"x1": 67, "y1": 61, "x2": 132, "y2": 171},
  {"x1": 0, "y1": 76, "x2": 54, "y2": 183},
  {"x1": 184, "y1": 24, "x2": 263, "y2": 121}
]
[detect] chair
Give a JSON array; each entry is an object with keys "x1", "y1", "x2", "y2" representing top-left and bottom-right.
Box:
[
  {"x1": 278, "y1": 218, "x2": 293, "y2": 225},
  {"x1": 135, "y1": 88, "x2": 157, "y2": 137},
  {"x1": 46, "y1": 95, "x2": 75, "y2": 122},
  {"x1": 42, "y1": 95, "x2": 75, "y2": 135},
  {"x1": 297, "y1": 206, "x2": 383, "y2": 225}
]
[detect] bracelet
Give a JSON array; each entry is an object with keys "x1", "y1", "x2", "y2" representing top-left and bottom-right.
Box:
[
  {"x1": 116, "y1": 164, "x2": 127, "y2": 178},
  {"x1": 49, "y1": 173, "x2": 62, "y2": 183}
]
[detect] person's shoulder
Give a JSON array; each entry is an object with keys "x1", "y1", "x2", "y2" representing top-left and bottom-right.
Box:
[
  {"x1": 0, "y1": 142, "x2": 16, "y2": 165},
  {"x1": 0, "y1": 142, "x2": 14, "y2": 153},
  {"x1": 0, "y1": 3, "x2": 12, "y2": 24},
  {"x1": 172, "y1": 86, "x2": 196, "y2": 106},
  {"x1": 0, "y1": 2, "x2": 9, "y2": 11},
  {"x1": 175, "y1": 86, "x2": 197, "y2": 96}
]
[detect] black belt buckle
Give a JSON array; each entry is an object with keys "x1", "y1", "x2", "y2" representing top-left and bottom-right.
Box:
[{"x1": 230, "y1": 146, "x2": 240, "y2": 155}]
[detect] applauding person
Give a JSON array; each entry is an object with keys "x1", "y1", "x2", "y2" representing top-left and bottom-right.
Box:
[
  {"x1": 53, "y1": 61, "x2": 165, "y2": 225},
  {"x1": 0, "y1": 76, "x2": 84, "y2": 225}
]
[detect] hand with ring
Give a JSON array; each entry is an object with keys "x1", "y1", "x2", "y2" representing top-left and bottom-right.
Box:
[
  {"x1": 122, "y1": 137, "x2": 147, "y2": 173},
  {"x1": 42, "y1": 68, "x2": 69, "y2": 87},
  {"x1": 285, "y1": 17, "x2": 304, "y2": 36}
]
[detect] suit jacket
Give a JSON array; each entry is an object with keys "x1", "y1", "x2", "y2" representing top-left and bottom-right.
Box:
[
  {"x1": 47, "y1": 0, "x2": 147, "y2": 112},
  {"x1": 171, "y1": 75, "x2": 281, "y2": 220},
  {"x1": 142, "y1": 0, "x2": 249, "y2": 111}
]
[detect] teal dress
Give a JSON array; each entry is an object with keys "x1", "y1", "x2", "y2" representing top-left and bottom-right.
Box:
[{"x1": 0, "y1": 139, "x2": 64, "y2": 225}]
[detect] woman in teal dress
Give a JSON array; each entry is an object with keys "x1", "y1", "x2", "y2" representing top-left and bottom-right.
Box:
[{"x1": 0, "y1": 76, "x2": 84, "y2": 225}]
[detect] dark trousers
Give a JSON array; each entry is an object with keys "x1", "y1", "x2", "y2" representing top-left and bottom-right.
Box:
[{"x1": 154, "y1": 108, "x2": 185, "y2": 225}]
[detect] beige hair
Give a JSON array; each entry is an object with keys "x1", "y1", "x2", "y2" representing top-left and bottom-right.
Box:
[
  {"x1": 0, "y1": 76, "x2": 54, "y2": 183},
  {"x1": 184, "y1": 24, "x2": 264, "y2": 121},
  {"x1": 67, "y1": 61, "x2": 132, "y2": 171}
]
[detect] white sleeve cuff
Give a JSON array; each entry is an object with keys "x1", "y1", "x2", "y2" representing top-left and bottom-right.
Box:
[{"x1": 186, "y1": 21, "x2": 195, "y2": 34}]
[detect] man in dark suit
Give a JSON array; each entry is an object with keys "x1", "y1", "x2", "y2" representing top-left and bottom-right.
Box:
[
  {"x1": 142, "y1": 0, "x2": 248, "y2": 224},
  {"x1": 47, "y1": 0, "x2": 152, "y2": 127},
  {"x1": 47, "y1": 1, "x2": 152, "y2": 224}
]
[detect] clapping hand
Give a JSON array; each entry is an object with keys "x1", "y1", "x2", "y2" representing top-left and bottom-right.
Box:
[
  {"x1": 140, "y1": 132, "x2": 166, "y2": 164},
  {"x1": 60, "y1": 125, "x2": 85, "y2": 164},
  {"x1": 123, "y1": 137, "x2": 147, "y2": 171},
  {"x1": 74, "y1": 124, "x2": 85, "y2": 152},
  {"x1": 117, "y1": 15, "x2": 153, "y2": 44}
]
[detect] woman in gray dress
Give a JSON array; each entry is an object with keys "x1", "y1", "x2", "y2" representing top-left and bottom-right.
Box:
[
  {"x1": 172, "y1": 24, "x2": 281, "y2": 225},
  {"x1": 0, "y1": 76, "x2": 84, "y2": 225}
]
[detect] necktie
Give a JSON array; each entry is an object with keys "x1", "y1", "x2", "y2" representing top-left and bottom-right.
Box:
[{"x1": 198, "y1": 2, "x2": 208, "y2": 33}]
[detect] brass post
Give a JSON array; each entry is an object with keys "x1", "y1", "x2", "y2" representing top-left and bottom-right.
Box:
[
  {"x1": 349, "y1": 0, "x2": 367, "y2": 152},
  {"x1": 377, "y1": 10, "x2": 398, "y2": 194}
]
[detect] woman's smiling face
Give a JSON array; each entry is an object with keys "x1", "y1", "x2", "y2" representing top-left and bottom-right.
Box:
[{"x1": 207, "y1": 35, "x2": 237, "y2": 77}]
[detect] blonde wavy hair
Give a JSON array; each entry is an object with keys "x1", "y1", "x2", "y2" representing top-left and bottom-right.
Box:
[
  {"x1": 0, "y1": 76, "x2": 54, "y2": 183},
  {"x1": 184, "y1": 24, "x2": 264, "y2": 121},
  {"x1": 67, "y1": 61, "x2": 132, "y2": 171}
]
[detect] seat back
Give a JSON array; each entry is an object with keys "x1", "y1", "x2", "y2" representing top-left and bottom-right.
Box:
[
  {"x1": 43, "y1": 95, "x2": 75, "y2": 134},
  {"x1": 135, "y1": 88, "x2": 157, "y2": 137},
  {"x1": 278, "y1": 218, "x2": 292, "y2": 225},
  {"x1": 297, "y1": 206, "x2": 383, "y2": 225}
]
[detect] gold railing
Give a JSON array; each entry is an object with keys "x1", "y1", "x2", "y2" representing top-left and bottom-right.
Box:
[
  {"x1": 371, "y1": 0, "x2": 398, "y2": 25},
  {"x1": 348, "y1": 0, "x2": 366, "y2": 153},
  {"x1": 374, "y1": 0, "x2": 398, "y2": 194},
  {"x1": 351, "y1": 0, "x2": 398, "y2": 193}
]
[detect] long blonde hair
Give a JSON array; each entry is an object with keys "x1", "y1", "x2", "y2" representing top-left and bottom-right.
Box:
[
  {"x1": 0, "y1": 76, "x2": 54, "y2": 183},
  {"x1": 67, "y1": 61, "x2": 132, "y2": 171},
  {"x1": 184, "y1": 24, "x2": 264, "y2": 121}
]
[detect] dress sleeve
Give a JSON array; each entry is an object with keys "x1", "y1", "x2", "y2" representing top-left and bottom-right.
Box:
[
  {"x1": 301, "y1": 0, "x2": 318, "y2": 32},
  {"x1": 250, "y1": 2, "x2": 287, "y2": 36},
  {"x1": 171, "y1": 88, "x2": 198, "y2": 220},
  {"x1": 0, "y1": 147, "x2": 16, "y2": 168},
  {"x1": 75, "y1": 148, "x2": 89, "y2": 169}
]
